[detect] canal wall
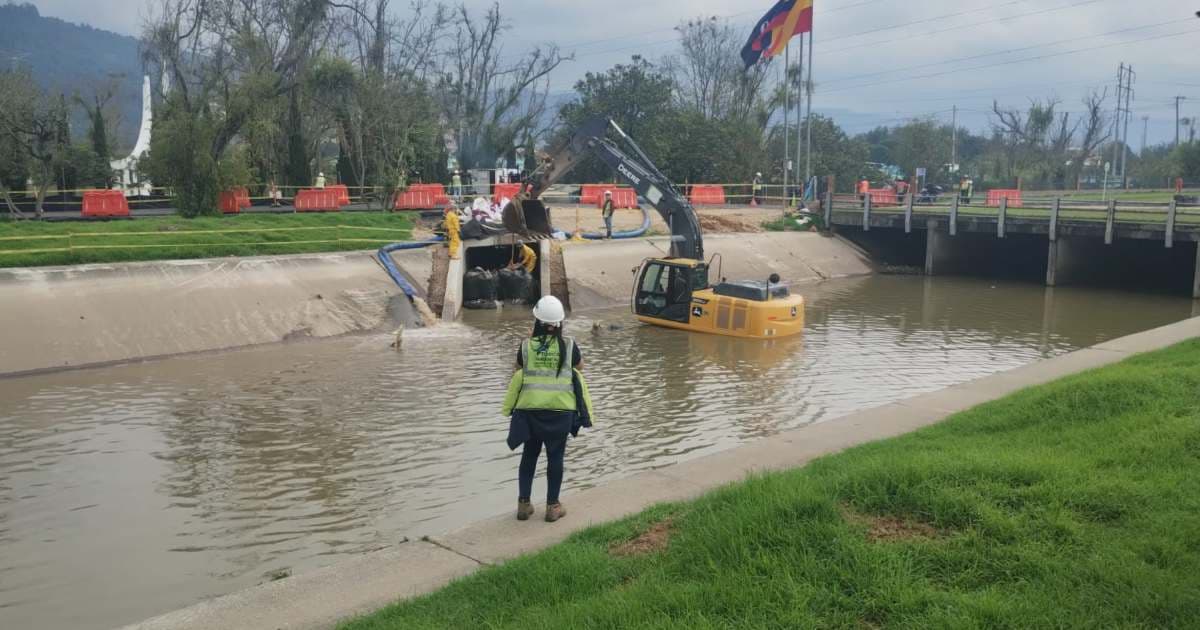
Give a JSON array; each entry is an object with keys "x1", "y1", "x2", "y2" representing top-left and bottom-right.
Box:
[
  {"x1": 0, "y1": 251, "x2": 434, "y2": 377},
  {"x1": 121, "y1": 315, "x2": 1200, "y2": 630}
]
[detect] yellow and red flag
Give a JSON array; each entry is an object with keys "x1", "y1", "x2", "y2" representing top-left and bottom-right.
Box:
[{"x1": 741, "y1": 0, "x2": 814, "y2": 69}]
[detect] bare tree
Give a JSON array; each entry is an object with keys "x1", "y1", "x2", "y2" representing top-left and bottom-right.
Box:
[
  {"x1": 665, "y1": 17, "x2": 776, "y2": 125},
  {"x1": 1067, "y1": 89, "x2": 1112, "y2": 185},
  {"x1": 0, "y1": 68, "x2": 70, "y2": 218},
  {"x1": 439, "y1": 2, "x2": 566, "y2": 169}
]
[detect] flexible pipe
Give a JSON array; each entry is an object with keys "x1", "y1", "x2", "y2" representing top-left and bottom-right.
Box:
[
  {"x1": 376, "y1": 238, "x2": 442, "y2": 297},
  {"x1": 581, "y1": 205, "x2": 652, "y2": 240}
]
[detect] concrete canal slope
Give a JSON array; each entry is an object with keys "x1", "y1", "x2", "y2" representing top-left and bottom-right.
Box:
[
  {"x1": 562, "y1": 232, "x2": 874, "y2": 309},
  {"x1": 0, "y1": 251, "x2": 434, "y2": 376},
  {"x1": 121, "y1": 315, "x2": 1200, "y2": 630}
]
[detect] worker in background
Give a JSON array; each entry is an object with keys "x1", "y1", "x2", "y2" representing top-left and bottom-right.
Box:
[
  {"x1": 502, "y1": 296, "x2": 591, "y2": 523},
  {"x1": 443, "y1": 206, "x2": 461, "y2": 259},
  {"x1": 315, "y1": 172, "x2": 326, "y2": 189},
  {"x1": 895, "y1": 178, "x2": 910, "y2": 203},
  {"x1": 451, "y1": 170, "x2": 463, "y2": 200},
  {"x1": 508, "y1": 242, "x2": 538, "y2": 273},
  {"x1": 857, "y1": 176, "x2": 870, "y2": 201},
  {"x1": 268, "y1": 178, "x2": 282, "y2": 207},
  {"x1": 752, "y1": 172, "x2": 763, "y2": 206},
  {"x1": 959, "y1": 177, "x2": 970, "y2": 204},
  {"x1": 602, "y1": 190, "x2": 615, "y2": 239}
]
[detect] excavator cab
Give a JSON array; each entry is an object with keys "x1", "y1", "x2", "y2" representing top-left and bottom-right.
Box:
[{"x1": 633, "y1": 259, "x2": 709, "y2": 324}]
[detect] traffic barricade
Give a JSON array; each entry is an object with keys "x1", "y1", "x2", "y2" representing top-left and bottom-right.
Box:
[
  {"x1": 580, "y1": 184, "x2": 613, "y2": 206},
  {"x1": 327, "y1": 184, "x2": 351, "y2": 207},
  {"x1": 689, "y1": 185, "x2": 726, "y2": 206},
  {"x1": 987, "y1": 189, "x2": 1023, "y2": 207},
  {"x1": 598, "y1": 187, "x2": 638, "y2": 209},
  {"x1": 493, "y1": 183, "x2": 521, "y2": 204},
  {"x1": 81, "y1": 190, "x2": 130, "y2": 218},
  {"x1": 393, "y1": 189, "x2": 436, "y2": 211},
  {"x1": 408, "y1": 184, "x2": 450, "y2": 207},
  {"x1": 219, "y1": 190, "x2": 242, "y2": 214},
  {"x1": 867, "y1": 189, "x2": 899, "y2": 206},
  {"x1": 294, "y1": 189, "x2": 341, "y2": 212},
  {"x1": 235, "y1": 187, "x2": 252, "y2": 209}
]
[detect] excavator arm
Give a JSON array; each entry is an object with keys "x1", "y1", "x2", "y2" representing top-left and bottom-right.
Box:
[{"x1": 505, "y1": 117, "x2": 704, "y2": 261}]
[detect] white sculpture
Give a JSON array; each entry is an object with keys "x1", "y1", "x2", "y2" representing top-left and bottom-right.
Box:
[{"x1": 110, "y1": 75, "x2": 154, "y2": 196}]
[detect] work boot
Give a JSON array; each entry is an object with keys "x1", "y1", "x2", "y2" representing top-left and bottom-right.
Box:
[
  {"x1": 544, "y1": 502, "x2": 567, "y2": 523},
  {"x1": 517, "y1": 500, "x2": 534, "y2": 521}
]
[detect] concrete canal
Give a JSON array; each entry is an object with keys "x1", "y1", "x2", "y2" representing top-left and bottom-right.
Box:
[{"x1": 1, "y1": 274, "x2": 1196, "y2": 629}]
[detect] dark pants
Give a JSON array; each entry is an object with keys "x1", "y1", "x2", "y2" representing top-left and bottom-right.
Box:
[{"x1": 519, "y1": 434, "x2": 567, "y2": 503}]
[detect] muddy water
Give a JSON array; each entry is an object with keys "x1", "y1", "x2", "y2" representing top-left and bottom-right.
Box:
[{"x1": 0, "y1": 275, "x2": 1194, "y2": 629}]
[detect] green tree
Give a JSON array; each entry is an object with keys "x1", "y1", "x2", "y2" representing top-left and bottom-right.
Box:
[
  {"x1": 0, "y1": 68, "x2": 72, "y2": 217},
  {"x1": 769, "y1": 115, "x2": 868, "y2": 193}
]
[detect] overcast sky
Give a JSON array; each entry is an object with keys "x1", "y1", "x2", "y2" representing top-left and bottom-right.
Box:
[{"x1": 30, "y1": 0, "x2": 1200, "y2": 145}]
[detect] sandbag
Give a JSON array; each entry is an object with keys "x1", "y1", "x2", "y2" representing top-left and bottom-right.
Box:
[
  {"x1": 463, "y1": 268, "x2": 498, "y2": 308},
  {"x1": 498, "y1": 268, "x2": 534, "y2": 304}
]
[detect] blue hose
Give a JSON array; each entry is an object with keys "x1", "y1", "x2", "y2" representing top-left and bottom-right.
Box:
[
  {"x1": 377, "y1": 238, "x2": 443, "y2": 298},
  {"x1": 581, "y1": 205, "x2": 652, "y2": 240}
]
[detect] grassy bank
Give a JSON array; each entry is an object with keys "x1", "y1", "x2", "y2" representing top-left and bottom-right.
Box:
[
  {"x1": 0, "y1": 213, "x2": 415, "y2": 268},
  {"x1": 344, "y1": 339, "x2": 1200, "y2": 629}
]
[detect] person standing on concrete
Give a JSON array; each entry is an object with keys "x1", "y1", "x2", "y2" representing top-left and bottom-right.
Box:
[
  {"x1": 443, "y1": 206, "x2": 461, "y2": 260},
  {"x1": 451, "y1": 171, "x2": 463, "y2": 200},
  {"x1": 502, "y1": 296, "x2": 591, "y2": 523},
  {"x1": 315, "y1": 172, "x2": 326, "y2": 189},
  {"x1": 602, "y1": 190, "x2": 615, "y2": 239},
  {"x1": 752, "y1": 172, "x2": 763, "y2": 206}
]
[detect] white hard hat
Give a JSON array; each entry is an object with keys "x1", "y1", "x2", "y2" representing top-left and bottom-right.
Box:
[
  {"x1": 532, "y1": 296, "x2": 566, "y2": 324},
  {"x1": 604, "y1": 190, "x2": 612, "y2": 196},
  {"x1": 318, "y1": 172, "x2": 324, "y2": 177},
  {"x1": 756, "y1": 172, "x2": 762, "y2": 177}
]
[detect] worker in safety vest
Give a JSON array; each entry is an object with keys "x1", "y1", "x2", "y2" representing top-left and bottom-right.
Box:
[
  {"x1": 857, "y1": 177, "x2": 870, "y2": 200},
  {"x1": 501, "y1": 296, "x2": 592, "y2": 523},
  {"x1": 602, "y1": 190, "x2": 615, "y2": 239},
  {"x1": 451, "y1": 171, "x2": 463, "y2": 200},
  {"x1": 443, "y1": 206, "x2": 461, "y2": 259},
  {"x1": 315, "y1": 172, "x2": 326, "y2": 189},
  {"x1": 752, "y1": 172, "x2": 763, "y2": 206}
]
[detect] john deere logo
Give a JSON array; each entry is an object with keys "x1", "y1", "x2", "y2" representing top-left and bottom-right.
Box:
[{"x1": 791, "y1": 307, "x2": 798, "y2": 317}]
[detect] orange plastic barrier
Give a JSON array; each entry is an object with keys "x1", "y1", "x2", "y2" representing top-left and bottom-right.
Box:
[
  {"x1": 579, "y1": 184, "x2": 614, "y2": 206},
  {"x1": 81, "y1": 190, "x2": 130, "y2": 218},
  {"x1": 219, "y1": 191, "x2": 242, "y2": 214},
  {"x1": 393, "y1": 190, "x2": 436, "y2": 211},
  {"x1": 235, "y1": 187, "x2": 251, "y2": 208},
  {"x1": 689, "y1": 185, "x2": 726, "y2": 206},
  {"x1": 598, "y1": 187, "x2": 638, "y2": 209},
  {"x1": 987, "y1": 189, "x2": 1023, "y2": 207},
  {"x1": 408, "y1": 184, "x2": 450, "y2": 207},
  {"x1": 867, "y1": 189, "x2": 899, "y2": 206},
  {"x1": 327, "y1": 184, "x2": 351, "y2": 207},
  {"x1": 493, "y1": 183, "x2": 522, "y2": 203},
  {"x1": 294, "y1": 189, "x2": 342, "y2": 212}
]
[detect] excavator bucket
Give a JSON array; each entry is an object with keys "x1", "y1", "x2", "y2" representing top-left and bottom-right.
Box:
[{"x1": 501, "y1": 198, "x2": 554, "y2": 238}]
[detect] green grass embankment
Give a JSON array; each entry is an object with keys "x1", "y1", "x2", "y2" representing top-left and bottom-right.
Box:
[
  {"x1": 0, "y1": 213, "x2": 415, "y2": 268},
  {"x1": 344, "y1": 339, "x2": 1200, "y2": 629}
]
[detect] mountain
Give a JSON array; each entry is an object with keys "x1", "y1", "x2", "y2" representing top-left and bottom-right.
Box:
[{"x1": 0, "y1": 3, "x2": 144, "y2": 150}]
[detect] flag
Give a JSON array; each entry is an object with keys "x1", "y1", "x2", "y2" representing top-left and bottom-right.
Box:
[{"x1": 741, "y1": 0, "x2": 814, "y2": 69}]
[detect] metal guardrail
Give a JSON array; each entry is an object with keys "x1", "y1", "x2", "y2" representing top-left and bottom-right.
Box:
[{"x1": 828, "y1": 193, "x2": 1200, "y2": 248}]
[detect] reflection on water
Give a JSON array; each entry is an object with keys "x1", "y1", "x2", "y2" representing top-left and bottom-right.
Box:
[{"x1": 0, "y1": 275, "x2": 1193, "y2": 629}]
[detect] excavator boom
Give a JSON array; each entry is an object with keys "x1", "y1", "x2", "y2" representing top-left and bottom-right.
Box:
[{"x1": 503, "y1": 117, "x2": 703, "y2": 261}]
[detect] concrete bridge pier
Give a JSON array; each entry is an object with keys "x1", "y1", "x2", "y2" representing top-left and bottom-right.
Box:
[{"x1": 1045, "y1": 238, "x2": 1103, "y2": 288}]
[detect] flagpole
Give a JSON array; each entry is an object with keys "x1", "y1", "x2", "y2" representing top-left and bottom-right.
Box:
[
  {"x1": 783, "y1": 42, "x2": 790, "y2": 208},
  {"x1": 804, "y1": 20, "x2": 814, "y2": 185},
  {"x1": 795, "y1": 32, "x2": 805, "y2": 207}
]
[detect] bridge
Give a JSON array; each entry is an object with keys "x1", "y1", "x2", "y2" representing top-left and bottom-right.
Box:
[{"x1": 822, "y1": 191, "x2": 1200, "y2": 299}]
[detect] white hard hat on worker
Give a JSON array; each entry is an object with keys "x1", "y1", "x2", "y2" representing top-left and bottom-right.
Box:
[{"x1": 533, "y1": 296, "x2": 566, "y2": 325}]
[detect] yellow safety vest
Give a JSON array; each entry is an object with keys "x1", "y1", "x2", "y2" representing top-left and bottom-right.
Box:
[{"x1": 512, "y1": 337, "x2": 576, "y2": 411}]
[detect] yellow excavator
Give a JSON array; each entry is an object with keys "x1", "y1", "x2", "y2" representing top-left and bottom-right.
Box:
[{"x1": 503, "y1": 117, "x2": 805, "y2": 339}]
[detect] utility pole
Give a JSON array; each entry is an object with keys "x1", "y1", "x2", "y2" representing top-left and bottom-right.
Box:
[
  {"x1": 1177, "y1": 96, "x2": 1187, "y2": 148},
  {"x1": 951, "y1": 105, "x2": 958, "y2": 171},
  {"x1": 783, "y1": 43, "x2": 790, "y2": 208},
  {"x1": 1120, "y1": 65, "x2": 1134, "y2": 186},
  {"x1": 1111, "y1": 64, "x2": 1124, "y2": 188}
]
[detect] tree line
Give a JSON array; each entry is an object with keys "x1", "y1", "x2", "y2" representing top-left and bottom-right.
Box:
[{"x1": 2, "y1": 2, "x2": 1199, "y2": 218}]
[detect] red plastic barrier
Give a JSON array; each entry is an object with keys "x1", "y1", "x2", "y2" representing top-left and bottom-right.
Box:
[
  {"x1": 987, "y1": 189, "x2": 1023, "y2": 207},
  {"x1": 219, "y1": 191, "x2": 242, "y2": 214},
  {"x1": 493, "y1": 183, "x2": 522, "y2": 204},
  {"x1": 408, "y1": 184, "x2": 450, "y2": 207},
  {"x1": 580, "y1": 184, "x2": 614, "y2": 206},
  {"x1": 393, "y1": 190, "x2": 436, "y2": 211},
  {"x1": 867, "y1": 189, "x2": 899, "y2": 206},
  {"x1": 598, "y1": 187, "x2": 638, "y2": 209},
  {"x1": 81, "y1": 190, "x2": 130, "y2": 218},
  {"x1": 235, "y1": 187, "x2": 251, "y2": 209},
  {"x1": 689, "y1": 185, "x2": 726, "y2": 206},
  {"x1": 327, "y1": 184, "x2": 351, "y2": 207},
  {"x1": 294, "y1": 189, "x2": 342, "y2": 212}
]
